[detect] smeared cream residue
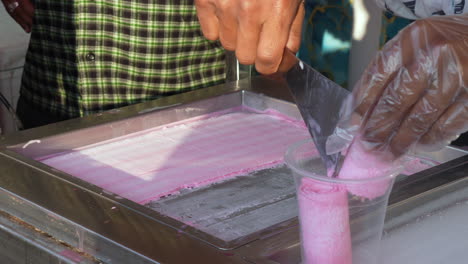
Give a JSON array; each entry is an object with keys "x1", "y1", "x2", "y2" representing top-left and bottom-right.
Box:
[{"x1": 22, "y1": 140, "x2": 41, "y2": 149}]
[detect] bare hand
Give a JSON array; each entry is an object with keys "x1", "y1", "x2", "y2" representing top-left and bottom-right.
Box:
[
  {"x1": 195, "y1": 0, "x2": 305, "y2": 74},
  {"x1": 1, "y1": 0, "x2": 34, "y2": 33}
]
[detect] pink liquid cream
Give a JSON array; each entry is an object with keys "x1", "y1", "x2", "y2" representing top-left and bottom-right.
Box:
[
  {"x1": 37, "y1": 108, "x2": 310, "y2": 204},
  {"x1": 297, "y1": 177, "x2": 352, "y2": 264}
]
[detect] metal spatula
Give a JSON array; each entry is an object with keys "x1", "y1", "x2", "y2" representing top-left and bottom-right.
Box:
[{"x1": 275, "y1": 50, "x2": 350, "y2": 176}]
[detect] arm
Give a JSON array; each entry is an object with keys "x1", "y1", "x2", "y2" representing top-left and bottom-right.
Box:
[{"x1": 1, "y1": 0, "x2": 34, "y2": 33}]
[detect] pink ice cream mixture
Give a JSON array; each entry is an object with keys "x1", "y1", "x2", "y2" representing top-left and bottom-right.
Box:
[
  {"x1": 37, "y1": 106, "x2": 434, "y2": 264},
  {"x1": 37, "y1": 108, "x2": 310, "y2": 204}
]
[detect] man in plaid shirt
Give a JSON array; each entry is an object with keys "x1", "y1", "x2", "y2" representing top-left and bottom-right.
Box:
[{"x1": 1, "y1": 0, "x2": 305, "y2": 128}]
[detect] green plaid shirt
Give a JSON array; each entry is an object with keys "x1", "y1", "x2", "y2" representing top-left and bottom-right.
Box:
[{"x1": 21, "y1": 0, "x2": 226, "y2": 118}]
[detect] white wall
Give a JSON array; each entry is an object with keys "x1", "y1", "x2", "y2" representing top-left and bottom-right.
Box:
[{"x1": 348, "y1": 0, "x2": 382, "y2": 90}]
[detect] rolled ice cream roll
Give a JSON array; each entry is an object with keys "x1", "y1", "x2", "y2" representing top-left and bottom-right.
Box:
[{"x1": 297, "y1": 176, "x2": 352, "y2": 264}]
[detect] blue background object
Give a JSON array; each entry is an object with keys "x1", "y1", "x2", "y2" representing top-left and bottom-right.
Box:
[{"x1": 297, "y1": 0, "x2": 413, "y2": 89}]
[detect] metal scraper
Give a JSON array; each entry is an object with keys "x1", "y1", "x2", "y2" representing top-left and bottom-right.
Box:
[{"x1": 275, "y1": 50, "x2": 350, "y2": 176}]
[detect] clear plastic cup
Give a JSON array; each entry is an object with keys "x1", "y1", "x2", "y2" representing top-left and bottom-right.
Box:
[{"x1": 285, "y1": 139, "x2": 399, "y2": 264}]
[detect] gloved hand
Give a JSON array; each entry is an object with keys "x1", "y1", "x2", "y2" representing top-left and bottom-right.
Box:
[
  {"x1": 334, "y1": 14, "x2": 468, "y2": 159},
  {"x1": 1, "y1": 0, "x2": 34, "y2": 33},
  {"x1": 195, "y1": 0, "x2": 304, "y2": 75}
]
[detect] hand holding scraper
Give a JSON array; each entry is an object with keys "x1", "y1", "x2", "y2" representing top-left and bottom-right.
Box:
[
  {"x1": 275, "y1": 50, "x2": 350, "y2": 176},
  {"x1": 273, "y1": 50, "x2": 353, "y2": 264}
]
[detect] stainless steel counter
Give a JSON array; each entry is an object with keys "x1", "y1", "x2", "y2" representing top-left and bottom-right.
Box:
[{"x1": 0, "y1": 76, "x2": 466, "y2": 264}]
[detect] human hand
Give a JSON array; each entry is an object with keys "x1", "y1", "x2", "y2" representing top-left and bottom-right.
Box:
[
  {"x1": 338, "y1": 15, "x2": 468, "y2": 158},
  {"x1": 195, "y1": 0, "x2": 305, "y2": 74},
  {"x1": 1, "y1": 0, "x2": 34, "y2": 33}
]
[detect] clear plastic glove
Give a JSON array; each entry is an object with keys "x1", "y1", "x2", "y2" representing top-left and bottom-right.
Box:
[
  {"x1": 195, "y1": 0, "x2": 304, "y2": 74},
  {"x1": 1, "y1": 0, "x2": 34, "y2": 33},
  {"x1": 330, "y1": 14, "x2": 468, "y2": 160}
]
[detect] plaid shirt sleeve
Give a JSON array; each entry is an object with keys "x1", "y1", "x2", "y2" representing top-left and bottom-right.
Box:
[{"x1": 20, "y1": 0, "x2": 226, "y2": 118}]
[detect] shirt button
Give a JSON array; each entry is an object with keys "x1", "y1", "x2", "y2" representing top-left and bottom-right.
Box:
[{"x1": 85, "y1": 52, "x2": 96, "y2": 61}]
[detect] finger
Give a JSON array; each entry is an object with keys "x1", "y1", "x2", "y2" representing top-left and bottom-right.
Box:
[
  {"x1": 18, "y1": 20, "x2": 30, "y2": 32},
  {"x1": 418, "y1": 91, "x2": 468, "y2": 152},
  {"x1": 22, "y1": 0, "x2": 34, "y2": 16},
  {"x1": 255, "y1": 2, "x2": 296, "y2": 74},
  {"x1": 276, "y1": 48, "x2": 299, "y2": 73},
  {"x1": 21, "y1": 0, "x2": 35, "y2": 31},
  {"x1": 352, "y1": 21, "x2": 428, "y2": 119},
  {"x1": 195, "y1": 0, "x2": 220, "y2": 40},
  {"x1": 235, "y1": 0, "x2": 261, "y2": 64},
  {"x1": 352, "y1": 39, "x2": 402, "y2": 118},
  {"x1": 217, "y1": 2, "x2": 238, "y2": 51},
  {"x1": 389, "y1": 50, "x2": 463, "y2": 156},
  {"x1": 285, "y1": 1, "x2": 305, "y2": 53},
  {"x1": 14, "y1": 7, "x2": 32, "y2": 32},
  {"x1": 7, "y1": 7, "x2": 27, "y2": 32},
  {"x1": 361, "y1": 62, "x2": 430, "y2": 152}
]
